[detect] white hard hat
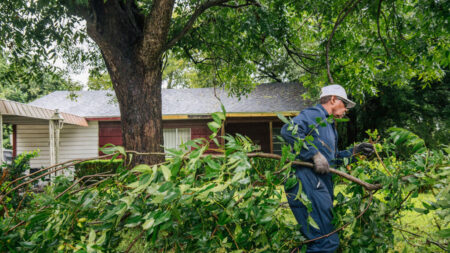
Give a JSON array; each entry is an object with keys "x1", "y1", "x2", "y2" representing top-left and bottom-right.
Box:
[{"x1": 320, "y1": 84, "x2": 356, "y2": 108}]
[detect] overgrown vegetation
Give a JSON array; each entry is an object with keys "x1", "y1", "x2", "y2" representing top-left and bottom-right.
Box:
[
  {"x1": 0, "y1": 113, "x2": 448, "y2": 252},
  {"x1": 74, "y1": 159, "x2": 124, "y2": 179}
]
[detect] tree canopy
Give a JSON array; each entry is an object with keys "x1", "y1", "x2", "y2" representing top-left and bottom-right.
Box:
[
  {"x1": 0, "y1": 53, "x2": 80, "y2": 103},
  {"x1": 0, "y1": 0, "x2": 448, "y2": 164},
  {"x1": 2, "y1": 0, "x2": 448, "y2": 95}
]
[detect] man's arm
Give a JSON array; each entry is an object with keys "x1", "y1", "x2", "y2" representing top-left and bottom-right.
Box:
[{"x1": 280, "y1": 115, "x2": 319, "y2": 162}]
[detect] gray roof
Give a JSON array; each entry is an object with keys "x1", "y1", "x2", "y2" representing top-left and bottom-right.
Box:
[{"x1": 29, "y1": 82, "x2": 309, "y2": 118}]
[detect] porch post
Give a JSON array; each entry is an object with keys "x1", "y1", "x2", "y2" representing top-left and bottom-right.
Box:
[
  {"x1": 0, "y1": 114, "x2": 3, "y2": 164},
  {"x1": 269, "y1": 121, "x2": 273, "y2": 154},
  {"x1": 49, "y1": 110, "x2": 63, "y2": 175}
]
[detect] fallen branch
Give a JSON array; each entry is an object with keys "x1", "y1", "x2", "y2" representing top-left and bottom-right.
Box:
[
  {"x1": 0, "y1": 154, "x2": 116, "y2": 202},
  {"x1": 55, "y1": 172, "x2": 116, "y2": 200},
  {"x1": 393, "y1": 227, "x2": 447, "y2": 251},
  {"x1": 125, "y1": 229, "x2": 145, "y2": 253},
  {"x1": 5, "y1": 154, "x2": 115, "y2": 188},
  {"x1": 202, "y1": 152, "x2": 382, "y2": 191},
  {"x1": 292, "y1": 190, "x2": 374, "y2": 250}
]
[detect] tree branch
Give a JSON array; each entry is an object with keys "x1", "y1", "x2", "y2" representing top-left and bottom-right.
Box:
[
  {"x1": 142, "y1": 0, "x2": 176, "y2": 60},
  {"x1": 125, "y1": 229, "x2": 145, "y2": 253},
  {"x1": 251, "y1": 60, "x2": 283, "y2": 82},
  {"x1": 218, "y1": 0, "x2": 261, "y2": 9},
  {"x1": 283, "y1": 44, "x2": 319, "y2": 74},
  {"x1": 326, "y1": 0, "x2": 362, "y2": 84},
  {"x1": 163, "y1": 0, "x2": 233, "y2": 52},
  {"x1": 377, "y1": 0, "x2": 390, "y2": 58},
  {"x1": 59, "y1": 0, "x2": 91, "y2": 21},
  {"x1": 393, "y1": 227, "x2": 447, "y2": 251}
]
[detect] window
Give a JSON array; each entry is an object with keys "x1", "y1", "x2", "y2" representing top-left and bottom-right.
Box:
[
  {"x1": 272, "y1": 127, "x2": 283, "y2": 155},
  {"x1": 163, "y1": 128, "x2": 191, "y2": 151}
]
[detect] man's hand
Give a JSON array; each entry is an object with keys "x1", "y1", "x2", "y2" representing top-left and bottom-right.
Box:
[
  {"x1": 313, "y1": 152, "x2": 330, "y2": 174},
  {"x1": 354, "y1": 143, "x2": 375, "y2": 157}
]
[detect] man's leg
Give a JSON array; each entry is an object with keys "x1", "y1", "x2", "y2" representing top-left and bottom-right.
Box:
[{"x1": 285, "y1": 167, "x2": 339, "y2": 253}]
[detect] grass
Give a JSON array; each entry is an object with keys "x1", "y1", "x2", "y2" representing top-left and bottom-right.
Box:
[
  {"x1": 332, "y1": 184, "x2": 446, "y2": 252},
  {"x1": 392, "y1": 193, "x2": 446, "y2": 252}
]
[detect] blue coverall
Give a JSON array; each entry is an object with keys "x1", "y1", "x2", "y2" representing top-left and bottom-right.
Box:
[{"x1": 281, "y1": 104, "x2": 353, "y2": 253}]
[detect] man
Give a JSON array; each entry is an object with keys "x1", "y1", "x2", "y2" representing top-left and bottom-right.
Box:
[{"x1": 281, "y1": 84, "x2": 374, "y2": 252}]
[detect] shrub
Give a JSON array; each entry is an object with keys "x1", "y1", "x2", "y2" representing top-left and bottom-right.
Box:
[{"x1": 74, "y1": 159, "x2": 124, "y2": 178}]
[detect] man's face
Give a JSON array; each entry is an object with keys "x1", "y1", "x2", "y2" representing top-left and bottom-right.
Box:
[{"x1": 331, "y1": 96, "x2": 348, "y2": 118}]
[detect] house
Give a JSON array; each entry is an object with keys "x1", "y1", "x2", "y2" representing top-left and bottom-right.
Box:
[{"x1": 8, "y1": 82, "x2": 309, "y2": 168}]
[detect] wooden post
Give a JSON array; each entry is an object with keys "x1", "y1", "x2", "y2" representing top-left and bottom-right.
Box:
[
  {"x1": 49, "y1": 119, "x2": 56, "y2": 166},
  {"x1": 49, "y1": 110, "x2": 63, "y2": 176},
  {"x1": 269, "y1": 121, "x2": 273, "y2": 154},
  {"x1": 220, "y1": 121, "x2": 226, "y2": 147},
  {"x1": 0, "y1": 114, "x2": 3, "y2": 164}
]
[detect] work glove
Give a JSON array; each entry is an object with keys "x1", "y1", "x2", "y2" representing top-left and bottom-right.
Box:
[
  {"x1": 313, "y1": 152, "x2": 330, "y2": 174},
  {"x1": 353, "y1": 142, "x2": 375, "y2": 157}
]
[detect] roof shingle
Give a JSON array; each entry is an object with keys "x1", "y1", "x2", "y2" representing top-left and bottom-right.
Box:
[{"x1": 29, "y1": 82, "x2": 309, "y2": 117}]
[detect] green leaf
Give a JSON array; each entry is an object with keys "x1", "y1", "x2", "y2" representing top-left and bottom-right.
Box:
[
  {"x1": 307, "y1": 215, "x2": 320, "y2": 230},
  {"x1": 277, "y1": 114, "x2": 290, "y2": 124},
  {"x1": 142, "y1": 218, "x2": 155, "y2": 230},
  {"x1": 161, "y1": 165, "x2": 171, "y2": 181},
  {"x1": 212, "y1": 112, "x2": 225, "y2": 124},
  {"x1": 208, "y1": 121, "x2": 221, "y2": 133},
  {"x1": 88, "y1": 229, "x2": 96, "y2": 244},
  {"x1": 435, "y1": 228, "x2": 450, "y2": 238},
  {"x1": 285, "y1": 176, "x2": 297, "y2": 190},
  {"x1": 132, "y1": 164, "x2": 152, "y2": 173}
]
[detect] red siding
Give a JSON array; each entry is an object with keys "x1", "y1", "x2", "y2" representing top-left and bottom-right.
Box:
[
  {"x1": 191, "y1": 125, "x2": 211, "y2": 139},
  {"x1": 97, "y1": 119, "x2": 279, "y2": 154},
  {"x1": 99, "y1": 121, "x2": 122, "y2": 155},
  {"x1": 225, "y1": 122, "x2": 271, "y2": 153}
]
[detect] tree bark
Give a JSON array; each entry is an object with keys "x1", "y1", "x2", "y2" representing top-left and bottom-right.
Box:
[{"x1": 84, "y1": 0, "x2": 172, "y2": 166}]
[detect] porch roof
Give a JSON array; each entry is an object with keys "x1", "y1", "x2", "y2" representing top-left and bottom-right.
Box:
[{"x1": 0, "y1": 99, "x2": 88, "y2": 126}]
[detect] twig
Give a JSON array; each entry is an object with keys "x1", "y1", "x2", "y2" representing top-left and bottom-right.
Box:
[
  {"x1": 7, "y1": 220, "x2": 26, "y2": 233},
  {"x1": 0, "y1": 154, "x2": 118, "y2": 202},
  {"x1": 392, "y1": 227, "x2": 447, "y2": 251},
  {"x1": 125, "y1": 150, "x2": 166, "y2": 156},
  {"x1": 6, "y1": 205, "x2": 49, "y2": 233},
  {"x1": 369, "y1": 139, "x2": 392, "y2": 176},
  {"x1": 326, "y1": 0, "x2": 362, "y2": 83},
  {"x1": 125, "y1": 229, "x2": 145, "y2": 253},
  {"x1": 211, "y1": 213, "x2": 240, "y2": 250},
  {"x1": 2, "y1": 204, "x2": 9, "y2": 218},
  {"x1": 377, "y1": 0, "x2": 390, "y2": 58},
  {"x1": 55, "y1": 172, "x2": 116, "y2": 200},
  {"x1": 71, "y1": 177, "x2": 112, "y2": 195},
  {"x1": 297, "y1": 190, "x2": 374, "y2": 245},
  {"x1": 394, "y1": 190, "x2": 413, "y2": 215},
  {"x1": 219, "y1": 1, "x2": 260, "y2": 9},
  {"x1": 211, "y1": 225, "x2": 218, "y2": 238},
  {"x1": 164, "y1": 0, "x2": 233, "y2": 51},
  {"x1": 4, "y1": 154, "x2": 114, "y2": 188},
  {"x1": 223, "y1": 224, "x2": 240, "y2": 250},
  {"x1": 9, "y1": 186, "x2": 30, "y2": 227}
]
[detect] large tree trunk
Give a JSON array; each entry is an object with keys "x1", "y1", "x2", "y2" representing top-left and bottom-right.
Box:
[
  {"x1": 84, "y1": 0, "x2": 174, "y2": 166},
  {"x1": 107, "y1": 55, "x2": 165, "y2": 166}
]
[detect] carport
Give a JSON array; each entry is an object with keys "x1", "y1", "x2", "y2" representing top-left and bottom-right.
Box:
[{"x1": 0, "y1": 99, "x2": 88, "y2": 169}]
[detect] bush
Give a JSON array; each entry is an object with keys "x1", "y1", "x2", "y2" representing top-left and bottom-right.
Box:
[
  {"x1": 251, "y1": 157, "x2": 280, "y2": 171},
  {"x1": 74, "y1": 159, "x2": 124, "y2": 178},
  {"x1": 0, "y1": 151, "x2": 39, "y2": 213}
]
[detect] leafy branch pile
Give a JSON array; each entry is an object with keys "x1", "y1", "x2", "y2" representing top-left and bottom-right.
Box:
[{"x1": 0, "y1": 113, "x2": 448, "y2": 252}]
